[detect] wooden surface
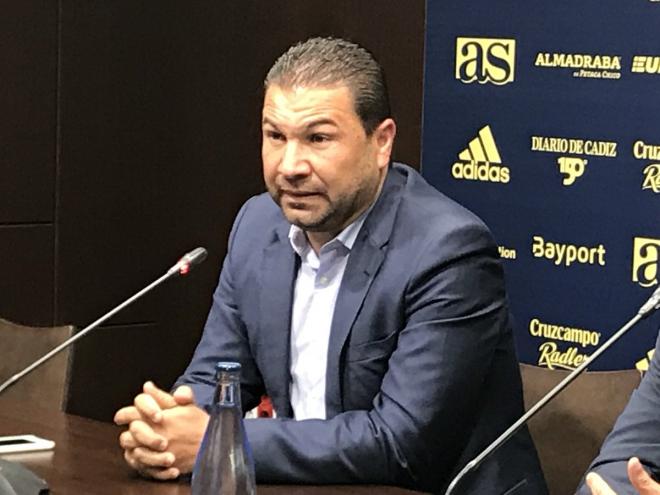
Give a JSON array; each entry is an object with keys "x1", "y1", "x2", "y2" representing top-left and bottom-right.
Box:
[{"x1": 0, "y1": 399, "x2": 425, "y2": 494}]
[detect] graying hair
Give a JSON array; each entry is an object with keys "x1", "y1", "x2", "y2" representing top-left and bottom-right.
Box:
[{"x1": 265, "y1": 37, "x2": 391, "y2": 135}]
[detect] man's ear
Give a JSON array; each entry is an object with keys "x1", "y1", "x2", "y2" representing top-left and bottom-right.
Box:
[{"x1": 373, "y1": 118, "x2": 397, "y2": 169}]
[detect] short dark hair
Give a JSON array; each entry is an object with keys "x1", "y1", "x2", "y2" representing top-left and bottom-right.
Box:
[{"x1": 265, "y1": 37, "x2": 391, "y2": 135}]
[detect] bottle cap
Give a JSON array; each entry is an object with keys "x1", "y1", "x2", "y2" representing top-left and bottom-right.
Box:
[{"x1": 215, "y1": 361, "x2": 241, "y2": 372}]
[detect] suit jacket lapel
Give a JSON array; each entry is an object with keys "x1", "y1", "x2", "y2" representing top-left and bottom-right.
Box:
[
  {"x1": 259, "y1": 223, "x2": 297, "y2": 418},
  {"x1": 325, "y1": 167, "x2": 405, "y2": 418}
]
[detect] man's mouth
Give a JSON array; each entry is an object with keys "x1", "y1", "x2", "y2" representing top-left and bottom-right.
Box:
[{"x1": 280, "y1": 190, "x2": 321, "y2": 198}]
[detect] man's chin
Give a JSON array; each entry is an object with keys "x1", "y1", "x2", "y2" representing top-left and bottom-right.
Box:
[
  {"x1": 288, "y1": 217, "x2": 326, "y2": 231},
  {"x1": 283, "y1": 210, "x2": 332, "y2": 232}
]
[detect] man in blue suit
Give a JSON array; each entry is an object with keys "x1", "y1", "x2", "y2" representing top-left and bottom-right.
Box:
[
  {"x1": 114, "y1": 37, "x2": 547, "y2": 494},
  {"x1": 578, "y1": 331, "x2": 660, "y2": 495}
]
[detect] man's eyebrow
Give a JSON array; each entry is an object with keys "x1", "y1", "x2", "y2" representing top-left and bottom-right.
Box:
[
  {"x1": 262, "y1": 117, "x2": 280, "y2": 129},
  {"x1": 261, "y1": 117, "x2": 339, "y2": 131},
  {"x1": 302, "y1": 118, "x2": 338, "y2": 130}
]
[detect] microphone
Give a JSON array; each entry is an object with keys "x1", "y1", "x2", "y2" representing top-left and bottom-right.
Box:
[
  {"x1": 166, "y1": 246, "x2": 208, "y2": 276},
  {"x1": 0, "y1": 247, "x2": 208, "y2": 397},
  {"x1": 444, "y1": 287, "x2": 660, "y2": 495}
]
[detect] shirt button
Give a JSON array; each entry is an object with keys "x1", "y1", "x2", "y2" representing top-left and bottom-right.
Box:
[{"x1": 319, "y1": 276, "x2": 329, "y2": 285}]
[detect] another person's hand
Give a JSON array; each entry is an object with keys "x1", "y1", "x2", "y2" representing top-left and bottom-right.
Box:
[
  {"x1": 114, "y1": 382, "x2": 209, "y2": 480},
  {"x1": 586, "y1": 457, "x2": 660, "y2": 495}
]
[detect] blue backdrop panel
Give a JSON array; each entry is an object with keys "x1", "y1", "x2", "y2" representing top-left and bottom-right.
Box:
[{"x1": 422, "y1": 1, "x2": 659, "y2": 371}]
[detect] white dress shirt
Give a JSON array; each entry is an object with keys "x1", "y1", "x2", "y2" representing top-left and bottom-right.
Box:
[{"x1": 288, "y1": 211, "x2": 369, "y2": 420}]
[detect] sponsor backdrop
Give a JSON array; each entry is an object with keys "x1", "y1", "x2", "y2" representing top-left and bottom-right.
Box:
[{"x1": 422, "y1": 1, "x2": 659, "y2": 371}]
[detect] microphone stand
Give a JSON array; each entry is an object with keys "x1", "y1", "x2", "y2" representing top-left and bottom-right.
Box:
[
  {"x1": 0, "y1": 248, "x2": 208, "y2": 495},
  {"x1": 444, "y1": 286, "x2": 660, "y2": 495},
  {"x1": 0, "y1": 247, "x2": 207, "y2": 396}
]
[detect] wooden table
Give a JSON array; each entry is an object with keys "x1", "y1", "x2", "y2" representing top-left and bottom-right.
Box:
[{"x1": 0, "y1": 400, "x2": 425, "y2": 494}]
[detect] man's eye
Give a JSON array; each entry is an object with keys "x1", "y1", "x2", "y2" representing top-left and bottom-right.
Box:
[
  {"x1": 309, "y1": 134, "x2": 329, "y2": 144},
  {"x1": 266, "y1": 131, "x2": 285, "y2": 141}
]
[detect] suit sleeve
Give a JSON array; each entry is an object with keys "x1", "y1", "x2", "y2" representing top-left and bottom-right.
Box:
[
  {"x1": 245, "y1": 221, "x2": 513, "y2": 490},
  {"x1": 174, "y1": 198, "x2": 265, "y2": 411},
  {"x1": 576, "y1": 332, "x2": 660, "y2": 495}
]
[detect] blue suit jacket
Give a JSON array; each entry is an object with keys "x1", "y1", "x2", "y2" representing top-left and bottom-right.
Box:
[
  {"x1": 577, "y1": 332, "x2": 660, "y2": 494},
  {"x1": 177, "y1": 163, "x2": 547, "y2": 494}
]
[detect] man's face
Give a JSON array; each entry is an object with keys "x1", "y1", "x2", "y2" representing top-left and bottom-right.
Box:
[{"x1": 262, "y1": 84, "x2": 394, "y2": 239}]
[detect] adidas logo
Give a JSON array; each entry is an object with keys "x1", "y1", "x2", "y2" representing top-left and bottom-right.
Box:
[{"x1": 451, "y1": 125, "x2": 510, "y2": 183}]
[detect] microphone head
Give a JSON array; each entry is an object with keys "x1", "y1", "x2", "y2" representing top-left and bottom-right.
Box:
[{"x1": 175, "y1": 247, "x2": 208, "y2": 276}]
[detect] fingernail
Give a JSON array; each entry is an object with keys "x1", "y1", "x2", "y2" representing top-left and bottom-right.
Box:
[{"x1": 153, "y1": 411, "x2": 162, "y2": 423}]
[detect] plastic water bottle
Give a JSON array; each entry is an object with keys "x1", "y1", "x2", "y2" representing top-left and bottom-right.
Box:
[{"x1": 191, "y1": 362, "x2": 256, "y2": 495}]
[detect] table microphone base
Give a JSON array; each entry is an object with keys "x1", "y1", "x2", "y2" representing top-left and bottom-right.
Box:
[{"x1": 0, "y1": 459, "x2": 48, "y2": 494}]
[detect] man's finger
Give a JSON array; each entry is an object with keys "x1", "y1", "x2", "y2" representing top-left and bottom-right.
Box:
[
  {"x1": 124, "y1": 448, "x2": 140, "y2": 470},
  {"x1": 143, "y1": 381, "x2": 178, "y2": 409},
  {"x1": 124, "y1": 449, "x2": 180, "y2": 480},
  {"x1": 129, "y1": 420, "x2": 168, "y2": 451},
  {"x1": 139, "y1": 466, "x2": 181, "y2": 481},
  {"x1": 114, "y1": 406, "x2": 141, "y2": 425},
  {"x1": 131, "y1": 446, "x2": 176, "y2": 468},
  {"x1": 628, "y1": 457, "x2": 660, "y2": 494},
  {"x1": 134, "y1": 393, "x2": 165, "y2": 423},
  {"x1": 172, "y1": 385, "x2": 196, "y2": 406},
  {"x1": 586, "y1": 472, "x2": 616, "y2": 495},
  {"x1": 118, "y1": 430, "x2": 138, "y2": 450}
]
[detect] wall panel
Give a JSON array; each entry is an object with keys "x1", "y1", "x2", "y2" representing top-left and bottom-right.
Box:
[
  {"x1": 0, "y1": 3, "x2": 57, "y2": 224},
  {"x1": 20, "y1": 0, "x2": 426, "y2": 420},
  {"x1": 0, "y1": 226, "x2": 54, "y2": 325}
]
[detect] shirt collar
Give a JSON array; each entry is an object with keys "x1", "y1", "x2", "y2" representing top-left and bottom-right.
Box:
[{"x1": 288, "y1": 202, "x2": 374, "y2": 258}]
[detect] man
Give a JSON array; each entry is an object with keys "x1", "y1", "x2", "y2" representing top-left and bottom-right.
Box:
[
  {"x1": 578, "y1": 331, "x2": 660, "y2": 495},
  {"x1": 115, "y1": 37, "x2": 547, "y2": 494}
]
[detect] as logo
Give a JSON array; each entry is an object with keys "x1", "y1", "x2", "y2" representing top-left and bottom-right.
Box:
[
  {"x1": 642, "y1": 164, "x2": 660, "y2": 193},
  {"x1": 632, "y1": 237, "x2": 660, "y2": 287},
  {"x1": 557, "y1": 156, "x2": 588, "y2": 186},
  {"x1": 456, "y1": 37, "x2": 516, "y2": 85},
  {"x1": 452, "y1": 125, "x2": 510, "y2": 183}
]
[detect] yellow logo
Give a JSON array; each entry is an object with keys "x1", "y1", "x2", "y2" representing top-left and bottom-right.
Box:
[
  {"x1": 633, "y1": 237, "x2": 660, "y2": 287},
  {"x1": 532, "y1": 235, "x2": 606, "y2": 267},
  {"x1": 456, "y1": 37, "x2": 515, "y2": 85},
  {"x1": 498, "y1": 245, "x2": 517, "y2": 260},
  {"x1": 534, "y1": 52, "x2": 622, "y2": 79},
  {"x1": 538, "y1": 342, "x2": 588, "y2": 370},
  {"x1": 636, "y1": 349, "x2": 656, "y2": 372},
  {"x1": 557, "y1": 156, "x2": 588, "y2": 186},
  {"x1": 631, "y1": 141, "x2": 660, "y2": 193},
  {"x1": 452, "y1": 126, "x2": 510, "y2": 183},
  {"x1": 633, "y1": 140, "x2": 660, "y2": 160},
  {"x1": 531, "y1": 136, "x2": 617, "y2": 157},
  {"x1": 530, "y1": 136, "x2": 617, "y2": 185},
  {"x1": 631, "y1": 56, "x2": 660, "y2": 74},
  {"x1": 529, "y1": 318, "x2": 601, "y2": 348},
  {"x1": 642, "y1": 164, "x2": 660, "y2": 193}
]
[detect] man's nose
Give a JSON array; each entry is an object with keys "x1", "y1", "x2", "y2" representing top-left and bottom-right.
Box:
[{"x1": 278, "y1": 141, "x2": 311, "y2": 178}]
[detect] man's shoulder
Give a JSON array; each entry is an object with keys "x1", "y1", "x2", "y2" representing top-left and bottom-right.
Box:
[
  {"x1": 237, "y1": 192, "x2": 286, "y2": 229},
  {"x1": 229, "y1": 192, "x2": 287, "y2": 246},
  {"x1": 388, "y1": 163, "x2": 494, "y2": 244}
]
